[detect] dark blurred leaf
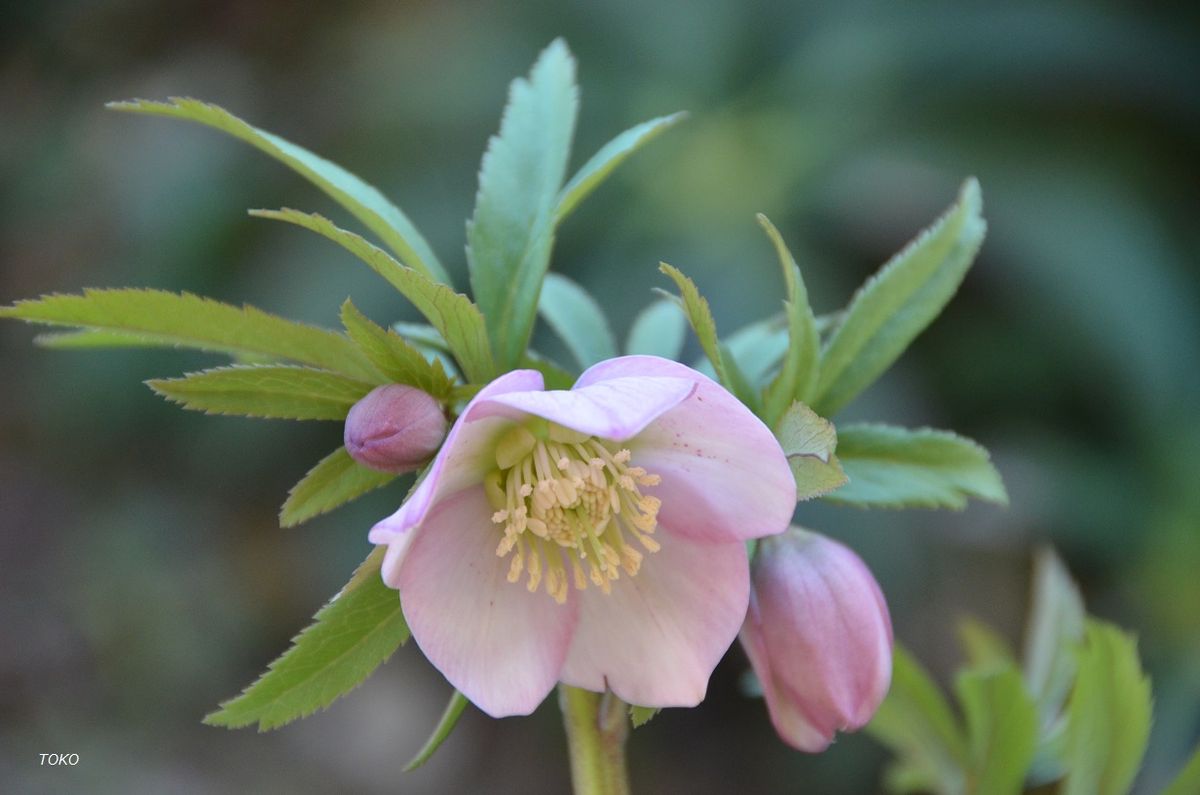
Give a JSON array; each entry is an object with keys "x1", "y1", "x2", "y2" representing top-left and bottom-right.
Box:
[
  {"x1": 757, "y1": 215, "x2": 819, "y2": 427},
  {"x1": 775, "y1": 401, "x2": 847, "y2": 500},
  {"x1": 280, "y1": 447, "x2": 396, "y2": 528},
  {"x1": 826, "y1": 424, "x2": 1007, "y2": 510},
  {"x1": 108, "y1": 97, "x2": 450, "y2": 285},
  {"x1": 205, "y1": 547, "x2": 409, "y2": 730},
  {"x1": 1, "y1": 289, "x2": 377, "y2": 380},
  {"x1": 253, "y1": 209, "x2": 495, "y2": 383},
  {"x1": 467, "y1": 39, "x2": 577, "y2": 371},
  {"x1": 813, "y1": 179, "x2": 986, "y2": 417},
  {"x1": 556, "y1": 112, "x2": 686, "y2": 223},
  {"x1": 625, "y1": 298, "x2": 687, "y2": 359},
  {"x1": 957, "y1": 617, "x2": 1015, "y2": 669},
  {"x1": 405, "y1": 690, "x2": 470, "y2": 771},
  {"x1": 1161, "y1": 743, "x2": 1200, "y2": 795},
  {"x1": 340, "y1": 300, "x2": 454, "y2": 397},
  {"x1": 147, "y1": 365, "x2": 373, "y2": 420},
  {"x1": 955, "y1": 664, "x2": 1038, "y2": 795},
  {"x1": 537, "y1": 272, "x2": 617, "y2": 369}
]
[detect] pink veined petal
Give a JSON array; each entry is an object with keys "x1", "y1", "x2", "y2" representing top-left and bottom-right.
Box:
[
  {"x1": 577, "y1": 355, "x2": 796, "y2": 544},
  {"x1": 559, "y1": 529, "x2": 749, "y2": 707},
  {"x1": 367, "y1": 369, "x2": 544, "y2": 548},
  {"x1": 396, "y1": 486, "x2": 580, "y2": 718},
  {"x1": 470, "y1": 376, "x2": 696, "y2": 442}
]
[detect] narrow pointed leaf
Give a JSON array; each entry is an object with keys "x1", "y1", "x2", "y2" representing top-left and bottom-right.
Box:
[
  {"x1": 467, "y1": 39, "x2": 578, "y2": 370},
  {"x1": 775, "y1": 401, "x2": 847, "y2": 500},
  {"x1": 280, "y1": 447, "x2": 397, "y2": 528},
  {"x1": 868, "y1": 645, "x2": 969, "y2": 795},
  {"x1": 1, "y1": 289, "x2": 377, "y2": 380},
  {"x1": 108, "y1": 97, "x2": 449, "y2": 285},
  {"x1": 1062, "y1": 621, "x2": 1153, "y2": 795},
  {"x1": 254, "y1": 209, "x2": 494, "y2": 383},
  {"x1": 556, "y1": 112, "x2": 685, "y2": 223},
  {"x1": 658, "y1": 263, "x2": 730, "y2": 387},
  {"x1": 205, "y1": 547, "x2": 409, "y2": 730},
  {"x1": 537, "y1": 272, "x2": 618, "y2": 369},
  {"x1": 826, "y1": 423, "x2": 1007, "y2": 510},
  {"x1": 625, "y1": 298, "x2": 687, "y2": 359},
  {"x1": 757, "y1": 215, "x2": 820, "y2": 427},
  {"x1": 404, "y1": 690, "x2": 470, "y2": 771},
  {"x1": 147, "y1": 365, "x2": 374, "y2": 420},
  {"x1": 340, "y1": 300, "x2": 453, "y2": 398},
  {"x1": 813, "y1": 178, "x2": 986, "y2": 416},
  {"x1": 955, "y1": 665, "x2": 1039, "y2": 795}
]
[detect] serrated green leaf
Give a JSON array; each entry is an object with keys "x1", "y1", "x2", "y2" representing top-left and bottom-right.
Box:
[
  {"x1": 826, "y1": 423, "x2": 1007, "y2": 510},
  {"x1": 955, "y1": 665, "x2": 1038, "y2": 795},
  {"x1": 537, "y1": 272, "x2": 618, "y2": 369},
  {"x1": 1161, "y1": 743, "x2": 1200, "y2": 795},
  {"x1": 254, "y1": 209, "x2": 494, "y2": 383},
  {"x1": 658, "y1": 263, "x2": 730, "y2": 387},
  {"x1": 340, "y1": 300, "x2": 453, "y2": 398},
  {"x1": 1, "y1": 289, "x2": 378, "y2": 380},
  {"x1": 467, "y1": 39, "x2": 578, "y2": 371},
  {"x1": 405, "y1": 690, "x2": 470, "y2": 771},
  {"x1": 34, "y1": 329, "x2": 178, "y2": 349},
  {"x1": 868, "y1": 645, "x2": 969, "y2": 795},
  {"x1": 556, "y1": 112, "x2": 685, "y2": 223},
  {"x1": 957, "y1": 617, "x2": 1015, "y2": 669},
  {"x1": 629, "y1": 704, "x2": 661, "y2": 728},
  {"x1": 775, "y1": 401, "x2": 848, "y2": 501},
  {"x1": 757, "y1": 215, "x2": 820, "y2": 427},
  {"x1": 813, "y1": 178, "x2": 986, "y2": 417},
  {"x1": 108, "y1": 97, "x2": 449, "y2": 285},
  {"x1": 280, "y1": 447, "x2": 396, "y2": 528},
  {"x1": 1062, "y1": 621, "x2": 1153, "y2": 795},
  {"x1": 392, "y1": 322, "x2": 450, "y2": 353},
  {"x1": 205, "y1": 546, "x2": 409, "y2": 730},
  {"x1": 625, "y1": 298, "x2": 687, "y2": 359},
  {"x1": 147, "y1": 365, "x2": 374, "y2": 420}
]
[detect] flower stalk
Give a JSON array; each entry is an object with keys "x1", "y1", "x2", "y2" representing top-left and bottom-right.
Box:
[{"x1": 559, "y1": 685, "x2": 631, "y2": 795}]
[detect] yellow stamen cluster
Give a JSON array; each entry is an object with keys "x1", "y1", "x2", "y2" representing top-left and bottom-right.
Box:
[{"x1": 485, "y1": 422, "x2": 663, "y2": 604}]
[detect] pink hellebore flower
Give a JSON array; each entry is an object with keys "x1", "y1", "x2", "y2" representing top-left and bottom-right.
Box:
[
  {"x1": 740, "y1": 528, "x2": 893, "y2": 752},
  {"x1": 367, "y1": 355, "x2": 796, "y2": 717}
]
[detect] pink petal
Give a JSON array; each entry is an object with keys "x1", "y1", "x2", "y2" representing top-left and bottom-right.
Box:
[
  {"x1": 396, "y1": 487, "x2": 580, "y2": 717},
  {"x1": 471, "y1": 376, "x2": 695, "y2": 442},
  {"x1": 579, "y1": 355, "x2": 795, "y2": 543},
  {"x1": 559, "y1": 529, "x2": 749, "y2": 707},
  {"x1": 368, "y1": 369, "x2": 543, "y2": 549}
]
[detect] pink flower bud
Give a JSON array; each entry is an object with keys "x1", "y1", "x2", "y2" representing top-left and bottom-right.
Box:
[
  {"x1": 344, "y1": 384, "x2": 447, "y2": 473},
  {"x1": 740, "y1": 528, "x2": 893, "y2": 752}
]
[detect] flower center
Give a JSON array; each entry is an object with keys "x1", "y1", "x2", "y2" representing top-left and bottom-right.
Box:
[{"x1": 485, "y1": 422, "x2": 663, "y2": 604}]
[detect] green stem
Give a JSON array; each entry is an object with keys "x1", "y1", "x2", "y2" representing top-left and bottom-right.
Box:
[{"x1": 558, "y1": 685, "x2": 631, "y2": 795}]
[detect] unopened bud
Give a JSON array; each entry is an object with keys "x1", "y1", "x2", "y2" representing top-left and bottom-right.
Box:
[
  {"x1": 344, "y1": 384, "x2": 447, "y2": 473},
  {"x1": 740, "y1": 528, "x2": 893, "y2": 752}
]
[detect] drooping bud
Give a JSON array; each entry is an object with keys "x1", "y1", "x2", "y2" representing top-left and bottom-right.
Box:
[
  {"x1": 739, "y1": 527, "x2": 893, "y2": 752},
  {"x1": 344, "y1": 384, "x2": 447, "y2": 473}
]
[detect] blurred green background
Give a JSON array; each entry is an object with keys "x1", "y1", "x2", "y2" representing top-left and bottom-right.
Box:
[{"x1": 2, "y1": 1, "x2": 1197, "y2": 792}]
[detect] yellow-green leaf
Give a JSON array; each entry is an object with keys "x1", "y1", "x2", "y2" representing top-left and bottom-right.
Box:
[
  {"x1": 339, "y1": 300, "x2": 453, "y2": 398},
  {"x1": 280, "y1": 447, "x2": 396, "y2": 528},
  {"x1": 147, "y1": 365, "x2": 374, "y2": 420}
]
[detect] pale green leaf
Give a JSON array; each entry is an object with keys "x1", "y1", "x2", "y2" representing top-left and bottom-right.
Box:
[
  {"x1": 1062, "y1": 621, "x2": 1153, "y2": 795},
  {"x1": 392, "y1": 322, "x2": 450, "y2": 353},
  {"x1": 625, "y1": 298, "x2": 687, "y2": 359},
  {"x1": 1, "y1": 289, "x2": 378, "y2": 380},
  {"x1": 280, "y1": 447, "x2": 396, "y2": 528},
  {"x1": 205, "y1": 547, "x2": 409, "y2": 730},
  {"x1": 405, "y1": 690, "x2": 470, "y2": 771},
  {"x1": 537, "y1": 272, "x2": 618, "y2": 369},
  {"x1": 556, "y1": 112, "x2": 685, "y2": 223},
  {"x1": 108, "y1": 97, "x2": 449, "y2": 285},
  {"x1": 147, "y1": 365, "x2": 374, "y2": 420},
  {"x1": 757, "y1": 215, "x2": 820, "y2": 427},
  {"x1": 695, "y1": 314, "x2": 788, "y2": 385},
  {"x1": 34, "y1": 329, "x2": 178, "y2": 349},
  {"x1": 955, "y1": 665, "x2": 1039, "y2": 795},
  {"x1": 658, "y1": 263, "x2": 729, "y2": 387},
  {"x1": 521, "y1": 351, "x2": 575, "y2": 390},
  {"x1": 340, "y1": 300, "x2": 453, "y2": 398},
  {"x1": 255, "y1": 209, "x2": 494, "y2": 383},
  {"x1": 629, "y1": 704, "x2": 661, "y2": 728},
  {"x1": 1023, "y1": 547, "x2": 1086, "y2": 713},
  {"x1": 869, "y1": 645, "x2": 969, "y2": 795},
  {"x1": 467, "y1": 39, "x2": 578, "y2": 370},
  {"x1": 827, "y1": 424, "x2": 1007, "y2": 510},
  {"x1": 813, "y1": 178, "x2": 986, "y2": 416},
  {"x1": 1161, "y1": 743, "x2": 1200, "y2": 795},
  {"x1": 774, "y1": 401, "x2": 847, "y2": 500},
  {"x1": 957, "y1": 617, "x2": 1016, "y2": 669}
]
